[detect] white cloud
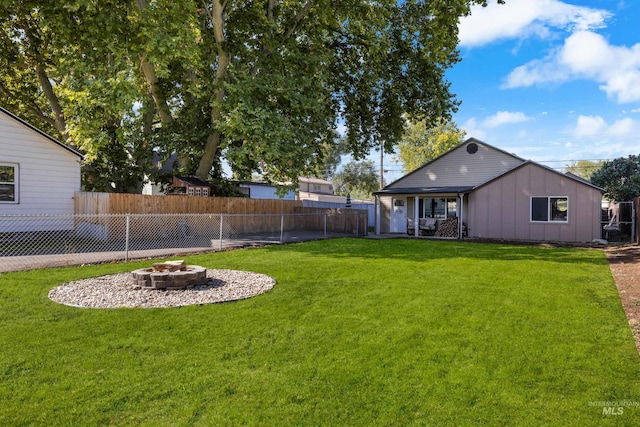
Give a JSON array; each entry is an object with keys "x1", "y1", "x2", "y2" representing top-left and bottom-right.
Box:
[
  {"x1": 459, "y1": 0, "x2": 611, "y2": 48},
  {"x1": 503, "y1": 30, "x2": 640, "y2": 103},
  {"x1": 573, "y1": 115, "x2": 607, "y2": 137},
  {"x1": 572, "y1": 114, "x2": 640, "y2": 138},
  {"x1": 461, "y1": 118, "x2": 487, "y2": 140},
  {"x1": 609, "y1": 117, "x2": 637, "y2": 135},
  {"x1": 482, "y1": 111, "x2": 532, "y2": 128}
]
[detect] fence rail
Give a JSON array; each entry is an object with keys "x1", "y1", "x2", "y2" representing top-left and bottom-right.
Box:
[{"x1": 0, "y1": 212, "x2": 367, "y2": 272}]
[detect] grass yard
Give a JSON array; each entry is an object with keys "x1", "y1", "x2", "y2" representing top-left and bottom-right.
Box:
[{"x1": 1, "y1": 238, "x2": 639, "y2": 426}]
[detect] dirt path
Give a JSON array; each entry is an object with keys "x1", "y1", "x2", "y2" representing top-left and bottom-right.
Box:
[{"x1": 605, "y1": 245, "x2": 640, "y2": 355}]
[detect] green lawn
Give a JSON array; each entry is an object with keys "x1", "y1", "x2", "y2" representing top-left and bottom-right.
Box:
[{"x1": 1, "y1": 238, "x2": 639, "y2": 426}]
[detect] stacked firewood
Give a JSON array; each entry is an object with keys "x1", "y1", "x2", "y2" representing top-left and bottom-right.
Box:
[{"x1": 434, "y1": 217, "x2": 459, "y2": 237}]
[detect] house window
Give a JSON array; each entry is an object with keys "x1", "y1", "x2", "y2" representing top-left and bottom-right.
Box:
[
  {"x1": 0, "y1": 163, "x2": 18, "y2": 203},
  {"x1": 203, "y1": 187, "x2": 209, "y2": 197},
  {"x1": 313, "y1": 184, "x2": 321, "y2": 192},
  {"x1": 196, "y1": 188, "x2": 201, "y2": 196},
  {"x1": 188, "y1": 187, "x2": 194, "y2": 196},
  {"x1": 531, "y1": 197, "x2": 568, "y2": 222},
  {"x1": 419, "y1": 197, "x2": 456, "y2": 219}
]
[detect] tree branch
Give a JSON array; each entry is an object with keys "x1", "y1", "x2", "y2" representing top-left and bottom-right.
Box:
[
  {"x1": 268, "y1": 0, "x2": 276, "y2": 23},
  {"x1": 196, "y1": 0, "x2": 230, "y2": 180},
  {"x1": 135, "y1": 0, "x2": 173, "y2": 125},
  {"x1": 34, "y1": 62, "x2": 67, "y2": 140},
  {"x1": 285, "y1": 1, "x2": 312, "y2": 38},
  {"x1": 139, "y1": 53, "x2": 173, "y2": 125}
]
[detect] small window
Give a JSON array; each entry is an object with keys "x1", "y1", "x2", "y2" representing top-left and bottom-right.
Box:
[
  {"x1": 203, "y1": 188, "x2": 209, "y2": 197},
  {"x1": 0, "y1": 163, "x2": 18, "y2": 203},
  {"x1": 313, "y1": 184, "x2": 321, "y2": 192},
  {"x1": 188, "y1": 187, "x2": 194, "y2": 196},
  {"x1": 196, "y1": 188, "x2": 201, "y2": 196},
  {"x1": 394, "y1": 199, "x2": 405, "y2": 207},
  {"x1": 531, "y1": 196, "x2": 568, "y2": 223}
]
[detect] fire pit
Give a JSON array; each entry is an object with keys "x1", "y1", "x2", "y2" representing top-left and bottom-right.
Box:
[{"x1": 131, "y1": 260, "x2": 207, "y2": 290}]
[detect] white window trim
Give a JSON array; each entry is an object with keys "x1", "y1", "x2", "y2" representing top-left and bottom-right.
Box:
[
  {"x1": 530, "y1": 196, "x2": 569, "y2": 223},
  {"x1": 0, "y1": 162, "x2": 19, "y2": 204}
]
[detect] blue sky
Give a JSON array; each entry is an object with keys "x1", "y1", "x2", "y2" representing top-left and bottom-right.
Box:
[{"x1": 378, "y1": 0, "x2": 640, "y2": 183}]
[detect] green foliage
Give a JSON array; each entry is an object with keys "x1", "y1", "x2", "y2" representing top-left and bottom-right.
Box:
[
  {"x1": 1, "y1": 0, "x2": 500, "y2": 191},
  {"x1": 312, "y1": 140, "x2": 347, "y2": 181},
  {"x1": 564, "y1": 160, "x2": 604, "y2": 181},
  {"x1": 1, "y1": 238, "x2": 638, "y2": 425},
  {"x1": 332, "y1": 160, "x2": 379, "y2": 199},
  {"x1": 591, "y1": 155, "x2": 640, "y2": 201},
  {"x1": 396, "y1": 117, "x2": 466, "y2": 172}
]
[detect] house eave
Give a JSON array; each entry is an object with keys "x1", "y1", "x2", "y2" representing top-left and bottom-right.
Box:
[{"x1": 374, "y1": 186, "x2": 475, "y2": 196}]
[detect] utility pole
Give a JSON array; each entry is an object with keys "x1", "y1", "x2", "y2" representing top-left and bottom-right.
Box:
[{"x1": 379, "y1": 140, "x2": 384, "y2": 189}]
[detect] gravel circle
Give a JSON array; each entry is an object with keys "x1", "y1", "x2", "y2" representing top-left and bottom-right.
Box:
[{"x1": 48, "y1": 269, "x2": 276, "y2": 309}]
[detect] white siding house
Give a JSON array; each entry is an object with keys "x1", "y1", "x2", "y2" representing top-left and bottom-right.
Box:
[{"x1": 0, "y1": 107, "x2": 83, "y2": 217}]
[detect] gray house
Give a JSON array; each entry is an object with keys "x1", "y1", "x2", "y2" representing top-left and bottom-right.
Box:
[{"x1": 374, "y1": 138, "x2": 604, "y2": 243}]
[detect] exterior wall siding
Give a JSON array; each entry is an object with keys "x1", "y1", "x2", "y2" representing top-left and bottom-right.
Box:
[
  {"x1": 388, "y1": 141, "x2": 524, "y2": 189},
  {"x1": 468, "y1": 163, "x2": 602, "y2": 243},
  {"x1": 0, "y1": 111, "x2": 81, "y2": 215},
  {"x1": 241, "y1": 184, "x2": 295, "y2": 200}
]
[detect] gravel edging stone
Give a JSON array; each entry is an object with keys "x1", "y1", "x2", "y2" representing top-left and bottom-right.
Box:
[{"x1": 48, "y1": 269, "x2": 275, "y2": 309}]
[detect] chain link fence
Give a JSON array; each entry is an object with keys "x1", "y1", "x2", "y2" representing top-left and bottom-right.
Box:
[
  {"x1": 601, "y1": 201, "x2": 636, "y2": 243},
  {"x1": 0, "y1": 212, "x2": 367, "y2": 272}
]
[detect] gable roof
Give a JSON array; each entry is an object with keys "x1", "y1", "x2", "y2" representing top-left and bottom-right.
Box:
[
  {"x1": 375, "y1": 138, "x2": 605, "y2": 196},
  {"x1": 473, "y1": 160, "x2": 605, "y2": 193},
  {"x1": 0, "y1": 107, "x2": 83, "y2": 159},
  {"x1": 376, "y1": 138, "x2": 525, "y2": 194}
]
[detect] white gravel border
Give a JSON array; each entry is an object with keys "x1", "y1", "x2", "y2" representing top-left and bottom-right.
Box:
[{"x1": 48, "y1": 269, "x2": 276, "y2": 309}]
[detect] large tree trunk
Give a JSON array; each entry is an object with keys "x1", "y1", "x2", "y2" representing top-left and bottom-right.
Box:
[
  {"x1": 135, "y1": 0, "x2": 174, "y2": 126},
  {"x1": 139, "y1": 55, "x2": 173, "y2": 125},
  {"x1": 34, "y1": 62, "x2": 67, "y2": 140},
  {"x1": 195, "y1": 0, "x2": 229, "y2": 181}
]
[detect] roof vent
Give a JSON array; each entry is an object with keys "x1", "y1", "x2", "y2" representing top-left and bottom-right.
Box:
[{"x1": 466, "y1": 143, "x2": 478, "y2": 154}]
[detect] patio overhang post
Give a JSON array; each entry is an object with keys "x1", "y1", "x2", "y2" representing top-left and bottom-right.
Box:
[
  {"x1": 458, "y1": 193, "x2": 464, "y2": 239},
  {"x1": 414, "y1": 196, "x2": 419, "y2": 237},
  {"x1": 375, "y1": 195, "x2": 381, "y2": 235}
]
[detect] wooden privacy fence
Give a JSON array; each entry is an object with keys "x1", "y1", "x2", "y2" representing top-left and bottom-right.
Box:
[
  {"x1": 75, "y1": 192, "x2": 302, "y2": 215},
  {"x1": 72, "y1": 193, "x2": 367, "y2": 240}
]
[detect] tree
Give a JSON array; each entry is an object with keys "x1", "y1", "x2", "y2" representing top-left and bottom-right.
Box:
[
  {"x1": 591, "y1": 155, "x2": 640, "y2": 201},
  {"x1": 0, "y1": 1, "x2": 164, "y2": 192},
  {"x1": 564, "y1": 160, "x2": 604, "y2": 181},
  {"x1": 1, "y1": 0, "x2": 502, "y2": 192},
  {"x1": 396, "y1": 117, "x2": 466, "y2": 173},
  {"x1": 332, "y1": 160, "x2": 379, "y2": 200},
  {"x1": 311, "y1": 138, "x2": 348, "y2": 181}
]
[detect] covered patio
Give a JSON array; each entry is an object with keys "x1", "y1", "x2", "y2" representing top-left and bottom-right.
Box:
[{"x1": 374, "y1": 186, "x2": 472, "y2": 239}]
